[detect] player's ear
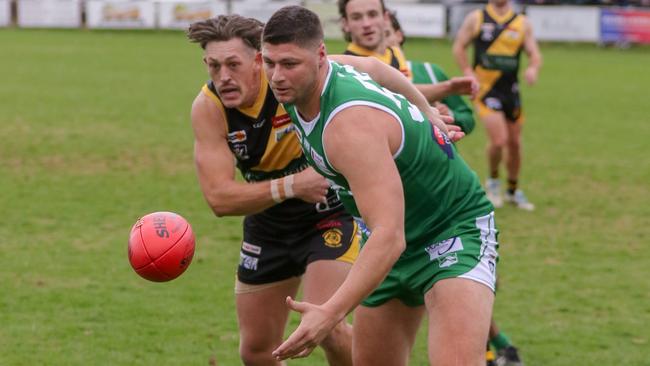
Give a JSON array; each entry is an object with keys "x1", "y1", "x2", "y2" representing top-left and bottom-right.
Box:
[
  {"x1": 318, "y1": 43, "x2": 327, "y2": 66},
  {"x1": 202, "y1": 56, "x2": 208, "y2": 65},
  {"x1": 341, "y1": 17, "x2": 349, "y2": 33},
  {"x1": 254, "y1": 51, "x2": 263, "y2": 66}
]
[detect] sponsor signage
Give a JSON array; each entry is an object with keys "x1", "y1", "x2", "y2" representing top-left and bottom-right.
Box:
[
  {"x1": 86, "y1": 0, "x2": 155, "y2": 29},
  {"x1": 391, "y1": 3, "x2": 446, "y2": 38},
  {"x1": 158, "y1": 1, "x2": 227, "y2": 30},
  {"x1": 17, "y1": 0, "x2": 82, "y2": 28},
  {"x1": 231, "y1": 0, "x2": 300, "y2": 23},
  {"x1": 601, "y1": 8, "x2": 650, "y2": 44},
  {"x1": 527, "y1": 6, "x2": 599, "y2": 42},
  {"x1": 0, "y1": 0, "x2": 10, "y2": 26}
]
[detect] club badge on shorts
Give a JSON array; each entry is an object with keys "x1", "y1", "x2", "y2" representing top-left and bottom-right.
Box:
[{"x1": 322, "y1": 228, "x2": 343, "y2": 248}]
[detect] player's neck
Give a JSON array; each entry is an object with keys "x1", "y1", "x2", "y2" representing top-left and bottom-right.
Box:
[
  {"x1": 352, "y1": 41, "x2": 386, "y2": 56},
  {"x1": 296, "y1": 62, "x2": 330, "y2": 121}
]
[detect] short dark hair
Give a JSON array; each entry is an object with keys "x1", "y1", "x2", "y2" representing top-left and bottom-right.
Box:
[
  {"x1": 187, "y1": 15, "x2": 264, "y2": 50},
  {"x1": 337, "y1": 0, "x2": 386, "y2": 19},
  {"x1": 262, "y1": 6, "x2": 324, "y2": 49}
]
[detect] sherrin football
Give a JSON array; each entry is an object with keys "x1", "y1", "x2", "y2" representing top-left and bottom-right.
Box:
[{"x1": 128, "y1": 212, "x2": 195, "y2": 282}]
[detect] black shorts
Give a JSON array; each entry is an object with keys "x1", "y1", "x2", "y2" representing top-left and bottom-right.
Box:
[
  {"x1": 237, "y1": 210, "x2": 359, "y2": 285},
  {"x1": 477, "y1": 79, "x2": 523, "y2": 123}
]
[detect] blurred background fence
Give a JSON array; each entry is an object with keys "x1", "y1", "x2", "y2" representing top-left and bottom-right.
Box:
[{"x1": 2, "y1": 0, "x2": 649, "y2": 44}]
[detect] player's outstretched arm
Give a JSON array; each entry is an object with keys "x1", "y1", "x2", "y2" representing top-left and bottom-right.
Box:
[
  {"x1": 272, "y1": 106, "x2": 406, "y2": 361},
  {"x1": 191, "y1": 92, "x2": 328, "y2": 216}
]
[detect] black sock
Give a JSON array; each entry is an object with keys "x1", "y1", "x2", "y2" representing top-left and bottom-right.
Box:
[{"x1": 507, "y1": 179, "x2": 517, "y2": 195}]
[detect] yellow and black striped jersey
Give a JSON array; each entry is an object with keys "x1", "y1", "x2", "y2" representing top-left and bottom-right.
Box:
[
  {"x1": 201, "y1": 77, "x2": 307, "y2": 183},
  {"x1": 344, "y1": 43, "x2": 412, "y2": 80},
  {"x1": 472, "y1": 4, "x2": 525, "y2": 81}
]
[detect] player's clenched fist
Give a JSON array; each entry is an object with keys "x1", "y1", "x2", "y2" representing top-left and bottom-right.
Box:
[{"x1": 292, "y1": 167, "x2": 330, "y2": 203}]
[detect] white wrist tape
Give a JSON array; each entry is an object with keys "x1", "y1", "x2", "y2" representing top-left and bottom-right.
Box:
[
  {"x1": 283, "y1": 175, "x2": 295, "y2": 199},
  {"x1": 270, "y1": 179, "x2": 282, "y2": 203}
]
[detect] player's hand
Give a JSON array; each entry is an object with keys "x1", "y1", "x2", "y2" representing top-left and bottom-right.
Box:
[
  {"x1": 434, "y1": 102, "x2": 453, "y2": 119},
  {"x1": 292, "y1": 167, "x2": 329, "y2": 203},
  {"x1": 447, "y1": 76, "x2": 479, "y2": 99},
  {"x1": 524, "y1": 66, "x2": 538, "y2": 86},
  {"x1": 272, "y1": 297, "x2": 341, "y2": 361},
  {"x1": 446, "y1": 125, "x2": 465, "y2": 142}
]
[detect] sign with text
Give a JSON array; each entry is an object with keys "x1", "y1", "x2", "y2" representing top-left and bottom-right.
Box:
[
  {"x1": 158, "y1": 1, "x2": 227, "y2": 30},
  {"x1": 231, "y1": 0, "x2": 301, "y2": 23},
  {"x1": 527, "y1": 6, "x2": 599, "y2": 42},
  {"x1": 601, "y1": 8, "x2": 650, "y2": 44},
  {"x1": 86, "y1": 0, "x2": 155, "y2": 29},
  {"x1": 17, "y1": 0, "x2": 82, "y2": 28},
  {"x1": 391, "y1": 3, "x2": 446, "y2": 38},
  {"x1": 0, "y1": 0, "x2": 9, "y2": 27}
]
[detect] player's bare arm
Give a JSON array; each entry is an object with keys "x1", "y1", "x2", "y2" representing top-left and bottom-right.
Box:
[
  {"x1": 329, "y1": 54, "x2": 455, "y2": 135},
  {"x1": 191, "y1": 92, "x2": 328, "y2": 216},
  {"x1": 273, "y1": 106, "x2": 406, "y2": 360},
  {"x1": 415, "y1": 76, "x2": 479, "y2": 102},
  {"x1": 523, "y1": 18, "x2": 542, "y2": 86},
  {"x1": 452, "y1": 10, "x2": 480, "y2": 79}
]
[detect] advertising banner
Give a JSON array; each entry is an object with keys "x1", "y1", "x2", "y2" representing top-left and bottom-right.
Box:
[
  {"x1": 305, "y1": 0, "x2": 343, "y2": 40},
  {"x1": 391, "y1": 3, "x2": 446, "y2": 38},
  {"x1": 231, "y1": 0, "x2": 301, "y2": 23},
  {"x1": 601, "y1": 8, "x2": 650, "y2": 44},
  {"x1": 527, "y1": 6, "x2": 599, "y2": 42},
  {"x1": 86, "y1": 0, "x2": 155, "y2": 29},
  {"x1": 158, "y1": 1, "x2": 227, "y2": 30},
  {"x1": 0, "y1": 0, "x2": 9, "y2": 27},
  {"x1": 17, "y1": 0, "x2": 82, "y2": 28}
]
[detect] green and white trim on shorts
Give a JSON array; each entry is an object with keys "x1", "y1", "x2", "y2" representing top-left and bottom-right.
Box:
[{"x1": 361, "y1": 211, "x2": 499, "y2": 308}]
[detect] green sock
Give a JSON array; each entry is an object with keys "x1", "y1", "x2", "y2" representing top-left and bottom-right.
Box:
[{"x1": 490, "y1": 332, "x2": 512, "y2": 351}]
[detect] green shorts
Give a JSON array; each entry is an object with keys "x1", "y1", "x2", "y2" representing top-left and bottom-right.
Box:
[{"x1": 362, "y1": 212, "x2": 499, "y2": 307}]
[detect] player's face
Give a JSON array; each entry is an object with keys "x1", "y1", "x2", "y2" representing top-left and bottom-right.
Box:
[
  {"x1": 203, "y1": 38, "x2": 261, "y2": 108},
  {"x1": 262, "y1": 42, "x2": 323, "y2": 106},
  {"x1": 384, "y1": 25, "x2": 403, "y2": 49},
  {"x1": 342, "y1": 0, "x2": 388, "y2": 51}
]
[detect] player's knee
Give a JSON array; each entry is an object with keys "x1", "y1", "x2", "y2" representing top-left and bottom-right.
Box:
[
  {"x1": 319, "y1": 320, "x2": 352, "y2": 352},
  {"x1": 239, "y1": 340, "x2": 276, "y2": 365}
]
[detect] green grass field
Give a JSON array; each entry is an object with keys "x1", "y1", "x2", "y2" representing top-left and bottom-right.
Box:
[{"x1": 1, "y1": 28, "x2": 649, "y2": 365}]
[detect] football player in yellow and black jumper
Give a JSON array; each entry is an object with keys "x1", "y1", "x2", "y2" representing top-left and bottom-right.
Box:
[
  {"x1": 453, "y1": 0, "x2": 542, "y2": 212},
  {"x1": 338, "y1": 0, "x2": 479, "y2": 105},
  {"x1": 187, "y1": 14, "x2": 444, "y2": 366}
]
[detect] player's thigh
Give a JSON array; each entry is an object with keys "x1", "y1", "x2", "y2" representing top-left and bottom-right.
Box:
[
  {"x1": 425, "y1": 277, "x2": 494, "y2": 366},
  {"x1": 302, "y1": 260, "x2": 352, "y2": 304},
  {"x1": 353, "y1": 301, "x2": 425, "y2": 366},
  {"x1": 236, "y1": 277, "x2": 301, "y2": 347},
  {"x1": 480, "y1": 111, "x2": 508, "y2": 146},
  {"x1": 300, "y1": 214, "x2": 360, "y2": 304}
]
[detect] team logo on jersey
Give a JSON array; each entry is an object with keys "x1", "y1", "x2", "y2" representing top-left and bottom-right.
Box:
[
  {"x1": 310, "y1": 147, "x2": 335, "y2": 176},
  {"x1": 227, "y1": 130, "x2": 247, "y2": 143},
  {"x1": 480, "y1": 23, "x2": 495, "y2": 41},
  {"x1": 272, "y1": 114, "x2": 292, "y2": 128},
  {"x1": 232, "y1": 144, "x2": 249, "y2": 160},
  {"x1": 275, "y1": 124, "x2": 296, "y2": 142},
  {"x1": 432, "y1": 126, "x2": 454, "y2": 159},
  {"x1": 322, "y1": 228, "x2": 343, "y2": 248},
  {"x1": 252, "y1": 119, "x2": 265, "y2": 128}
]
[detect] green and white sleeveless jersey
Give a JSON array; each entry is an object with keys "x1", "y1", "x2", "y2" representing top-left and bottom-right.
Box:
[{"x1": 285, "y1": 61, "x2": 492, "y2": 252}]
